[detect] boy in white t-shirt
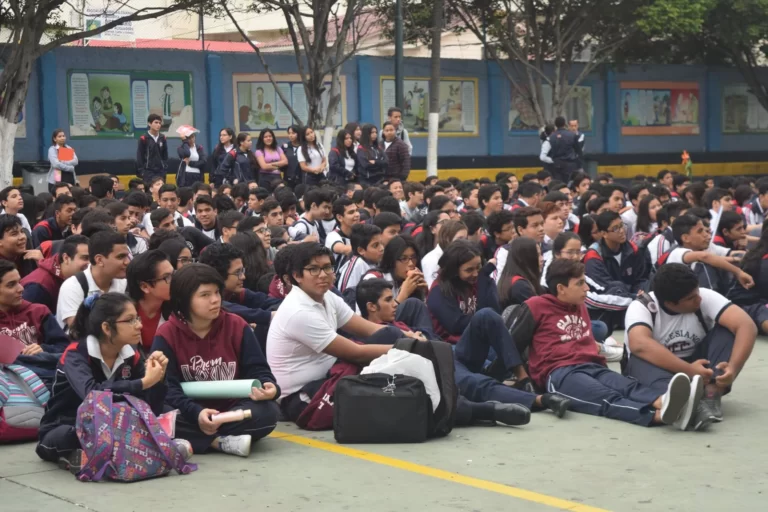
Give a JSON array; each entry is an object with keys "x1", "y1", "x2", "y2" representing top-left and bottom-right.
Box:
[
  {"x1": 336, "y1": 224, "x2": 383, "y2": 293},
  {"x1": 325, "y1": 197, "x2": 358, "y2": 271},
  {"x1": 287, "y1": 188, "x2": 333, "y2": 243},
  {"x1": 625, "y1": 264, "x2": 756, "y2": 429}
]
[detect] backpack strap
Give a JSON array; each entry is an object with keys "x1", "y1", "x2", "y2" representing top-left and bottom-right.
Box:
[
  {"x1": 637, "y1": 294, "x2": 708, "y2": 334},
  {"x1": 75, "y1": 271, "x2": 89, "y2": 297}
]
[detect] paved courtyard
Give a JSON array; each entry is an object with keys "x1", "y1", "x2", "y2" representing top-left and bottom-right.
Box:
[{"x1": 3, "y1": 333, "x2": 768, "y2": 512}]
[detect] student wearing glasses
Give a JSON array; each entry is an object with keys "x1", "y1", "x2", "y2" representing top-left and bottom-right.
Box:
[
  {"x1": 126, "y1": 250, "x2": 174, "y2": 353},
  {"x1": 584, "y1": 211, "x2": 652, "y2": 331},
  {"x1": 362, "y1": 235, "x2": 428, "y2": 304}
]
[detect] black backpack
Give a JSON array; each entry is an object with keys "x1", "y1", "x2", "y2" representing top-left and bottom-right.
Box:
[{"x1": 393, "y1": 338, "x2": 457, "y2": 438}]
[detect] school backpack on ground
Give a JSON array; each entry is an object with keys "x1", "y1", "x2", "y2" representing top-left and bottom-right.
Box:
[
  {"x1": 334, "y1": 373, "x2": 430, "y2": 444},
  {"x1": 393, "y1": 338, "x2": 457, "y2": 437},
  {"x1": 75, "y1": 390, "x2": 197, "y2": 482},
  {"x1": 0, "y1": 364, "x2": 50, "y2": 443},
  {"x1": 296, "y1": 360, "x2": 361, "y2": 431}
]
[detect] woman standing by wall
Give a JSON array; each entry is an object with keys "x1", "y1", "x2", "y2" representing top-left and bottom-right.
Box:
[
  {"x1": 328, "y1": 129, "x2": 357, "y2": 185},
  {"x1": 381, "y1": 121, "x2": 411, "y2": 182},
  {"x1": 356, "y1": 124, "x2": 387, "y2": 186},
  {"x1": 281, "y1": 125, "x2": 302, "y2": 189},
  {"x1": 344, "y1": 122, "x2": 362, "y2": 153},
  {"x1": 176, "y1": 132, "x2": 207, "y2": 187},
  {"x1": 210, "y1": 128, "x2": 235, "y2": 172},
  {"x1": 255, "y1": 128, "x2": 288, "y2": 189},
  {"x1": 47, "y1": 129, "x2": 78, "y2": 193},
  {"x1": 297, "y1": 126, "x2": 327, "y2": 187}
]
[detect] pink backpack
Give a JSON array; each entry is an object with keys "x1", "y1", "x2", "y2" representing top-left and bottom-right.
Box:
[{"x1": 75, "y1": 390, "x2": 197, "y2": 482}]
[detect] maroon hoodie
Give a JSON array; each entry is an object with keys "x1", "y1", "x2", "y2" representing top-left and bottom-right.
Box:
[
  {"x1": 0, "y1": 300, "x2": 68, "y2": 350},
  {"x1": 20, "y1": 256, "x2": 63, "y2": 313},
  {"x1": 268, "y1": 274, "x2": 288, "y2": 300},
  {"x1": 526, "y1": 294, "x2": 606, "y2": 388},
  {"x1": 152, "y1": 311, "x2": 278, "y2": 423}
]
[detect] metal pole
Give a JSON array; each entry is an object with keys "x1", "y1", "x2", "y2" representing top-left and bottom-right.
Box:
[
  {"x1": 200, "y1": 4, "x2": 205, "y2": 52},
  {"x1": 395, "y1": 0, "x2": 404, "y2": 108}
]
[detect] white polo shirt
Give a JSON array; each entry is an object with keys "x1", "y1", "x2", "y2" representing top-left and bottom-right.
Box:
[
  {"x1": 56, "y1": 266, "x2": 127, "y2": 327},
  {"x1": 267, "y1": 286, "x2": 354, "y2": 398},
  {"x1": 86, "y1": 335, "x2": 135, "y2": 379},
  {"x1": 142, "y1": 210, "x2": 193, "y2": 236}
]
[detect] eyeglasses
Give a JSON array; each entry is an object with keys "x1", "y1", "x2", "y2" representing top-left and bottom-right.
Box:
[
  {"x1": 115, "y1": 317, "x2": 142, "y2": 327},
  {"x1": 149, "y1": 272, "x2": 174, "y2": 285},
  {"x1": 606, "y1": 224, "x2": 626, "y2": 233},
  {"x1": 177, "y1": 257, "x2": 195, "y2": 265},
  {"x1": 229, "y1": 268, "x2": 246, "y2": 278},
  {"x1": 254, "y1": 227, "x2": 269, "y2": 235},
  {"x1": 304, "y1": 265, "x2": 335, "y2": 276},
  {"x1": 397, "y1": 255, "x2": 419, "y2": 263}
]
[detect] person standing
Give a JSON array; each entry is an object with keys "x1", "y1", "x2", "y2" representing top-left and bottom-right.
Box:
[
  {"x1": 381, "y1": 121, "x2": 411, "y2": 182},
  {"x1": 548, "y1": 116, "x2": 582, "y2": 183},
  {"x1": 297, "y1": 127, "x2": 327, "y2": 187},
  {"x1": 136, "y1": 114, "x2": 168, "y2": 184},
  {"x1": 280, "y1": 125, "x2": 302, "y2": 189},
  {"x1": 328, "y1": 129, "x2": 358, "y2": 185},
  {"x1": 387, "y1": 107, "x2": 413, "y2": 155},
  {"x1": 356, "y1": 124, "x2": 387, "y2": 186},
  {"x1": 176, "y1": 133, "x2": 207, "y2": 187},
  {"x1": 47, "y1": 129, "x2": 78, "y2": 193},
  {"x1": 254, "y1": 128, "x2": 288, "y2": 189}
]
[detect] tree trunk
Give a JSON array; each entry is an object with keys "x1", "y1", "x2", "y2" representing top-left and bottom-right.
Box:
[
  {"x1": 322, "y1": 70, "x2": 342, "y2": 154},
  {"x1": 0, "y1": 119, "x2": 18, "y2": 187},
  {"x1": 427, "y1": 0, "x2": 444, "y2": 177},
  {"x1": 0, "y1": 46, "x2": 35, "y2": 187}
]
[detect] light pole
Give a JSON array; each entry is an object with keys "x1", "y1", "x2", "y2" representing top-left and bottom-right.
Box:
[{"x1": 395, "y1": 0, "x2": 404, "y2": 109}]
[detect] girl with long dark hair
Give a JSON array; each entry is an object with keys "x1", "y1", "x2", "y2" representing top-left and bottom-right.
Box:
[
  {"x1": 255, "y1": 128, "x2": 288, "y2": 188},
  {"x1": 356, "y1": 124, "x2": 388, "y2": 186},
  {"x1": 328, "y1": 129, "x2": 358, "y2": 184},
  {"x1": 210, "y1": 127, "x2": 235, "y2": 171},
  {"x1": 47, "y1": 129, "x2": 78, "y2": 192},
  {"x1": 414, "y1": 210, "x2": 449, "y2": 258},
  {"x1": 281, "y1": 125, "x2": 302, "y2": 188},
  {"x1": 152, "y1": 264, "x2": 279, "y2": 458},
  {"x1": 298, "y1": 126, "x2": 327, "y2": 186},
  {"x1": 422, "y1": 219, "x2": 468, "y2": 288},
  {"x1": 36, "y1": 293, "x2": 172, "y2": 468},
  {"x1": 344, "y1": 122, "x2": 362, "y2": 152},
  {"x1": 229, "y1": 231, "x2": 272, "y2": 291},
  {"x1": 497, "y1": 237, "x2": 543, "y2": 309},
  {"x1": 632, "y1": 194, "x2": 662, "y2": 245},
  {"x1": 215, "y1": 132, "x2": 255, "y2": 186},
  {"x1": 366, "y1": 234, "x2": 428, "y2": 303}
]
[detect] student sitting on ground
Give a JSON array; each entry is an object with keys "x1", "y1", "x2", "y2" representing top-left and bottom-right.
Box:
[
  {"x1": 153, "y1": 264, "x2": 279, "y2": 458},
  {"x1": 712, "y1": 211, "x2": 746, "y2": 251},
  {"x1": 541, "y1": 201, "x2": 564, "y2": 253},
  {"x1": 662, "y1": 215, "x2": 753, "y2": 294},
  {"x1": 422, "y1": 220, "x2": 468, "y2": 289},
  {"x1": 56, "y1": 231, "x2": 129, "y2": 328},
  {"x1": 583, "y1": 211, "x2": 651, "y2": 330},
  {"x1": 497, "y1": 237, "x2": 543, "y2": 309},
  {"x1": 287, "y1": 188, "x2": 334, "y2": 243},
  {"x1": 268, "y1": 244, "x2": 300, "y2": 300},
  {"x1": 21, "y1": 235, "x2": 90, "y2": 314},
  {"x1": 31, "y1": 195, "x2": 76, "y2": 248},
  {"x1": 646, "y1": 202, "x2": 688, "y2": 265},
  {"x1": 325, "y1": 197, "x2": 358, "y2": 272},
  {"x1": 266, "y1": 244, "x2": 395, "y2": 423},
  {"x1": 337, "y1": 224, "x2": 384, "y2": 293},
  {"x1": 522, "y1": 259, "x2": 699, "y2": 429},
  {"x1": 482, "y1": 210, "x2": 515, "y2": 261},
  {"x1": 356, "y1": 279, "x2": 570, "y2": 425},
  {"x1": 630, "y1": 194, "x2": 662, "y2": 246},
  {"x1": 362, "y1": 235, "x2": 428, "y2": 303},
  {"x1": 126, "y1": 250, "x2": 174, "y2": 353},
  {"x1": 494, "y1": 207, "x2": 545, "y2": 279},
  {"x1": 0, "y1": 214, "x2": 40, "y2": 278},
  {"x1": 624, "y1": 263, "x2": 757, "y2": 429},
  {"x1": 371, "y1": 212, "x2": 403, "y2": 248},
  {"x1": 620, "y1": 183, "x2": 650, "y2": 239},
  {"x1": 37, "y1": 293, "x2": 171, "y2": 471},
  {"x1": 427, "y1": 240, "x2": 500, "y2": 344}
]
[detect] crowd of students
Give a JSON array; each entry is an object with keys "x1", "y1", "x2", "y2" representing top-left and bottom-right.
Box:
[{"x1": 3, "y1": 113, "x2": 759, "y2": 472}]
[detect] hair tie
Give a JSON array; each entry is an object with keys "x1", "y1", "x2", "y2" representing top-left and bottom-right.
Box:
[{"x1": 84, "y1": 293, "x2": 101, "y2": 310}]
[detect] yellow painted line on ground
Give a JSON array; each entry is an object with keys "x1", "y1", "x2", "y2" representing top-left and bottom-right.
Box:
[{"x1": 270, "y1": 430, "x2": 610, "y2": 512}]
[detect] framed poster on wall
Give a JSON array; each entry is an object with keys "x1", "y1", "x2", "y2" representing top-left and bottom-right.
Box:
[
  {"x1": 619, "y1": 81, "x2": 699, "y2": 135},
  {"x1": 232, "y1": 74, "x2": 347, "y2": 136},
  {"x1": 380, "y1": 77, "x2": 479, "y2": 137},
  {"x1": 509, "y1": 84, "x2": 593, "y2": 133},
  {"x1": 67, "y1": 70, "x2": 194, "y2": 139},
  {"x1": 722, "y1": 84, "x2": 768, "y2": 133}
]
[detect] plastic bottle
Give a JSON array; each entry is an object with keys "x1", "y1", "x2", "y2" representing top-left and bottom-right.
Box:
[{"x1": 212, "y1": 409, "x2": 253, "y2": 425}]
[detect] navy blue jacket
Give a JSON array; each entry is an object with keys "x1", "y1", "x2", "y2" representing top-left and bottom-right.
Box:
[
  {"x1": 176, "y1": 142, "x2": 207, "y2": 186},
  {"x1": 136, "y1": 133, "x2": 168, "y2": 176},
  {"x1": 31, "y1": 217, "x2": 66, "y2": 248},
  {"x1": 223, "y1": 288, "x2": 281, "y2": 325},
  {"x1": 216, "y1": 148, "x2": 252, "y2": 184},
  {"x1": 548, "y1": 129, "x2": 582, "y2": 164},
  {"x1": 584, "y1": 240, "x2": 651, "y2": 298},
  {"x1": 39, "y1": 340, "x2": 165, "y2": 438}
]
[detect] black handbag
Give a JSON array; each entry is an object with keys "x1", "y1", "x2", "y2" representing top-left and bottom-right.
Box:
[{"x1": 333, "y1": 373, "x2": 430, "y2": 444}]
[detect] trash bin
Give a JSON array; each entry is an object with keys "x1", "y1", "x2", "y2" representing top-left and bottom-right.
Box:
[{"x1": 20, "y1": 162, "x2": 50, "y2": 195}]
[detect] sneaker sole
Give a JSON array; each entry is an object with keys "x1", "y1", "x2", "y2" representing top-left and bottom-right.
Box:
[
  {"x1": 674, "y1": 375, "x2": 704, "y2": 431},
  {"x1": 692, "y1": 413, "x2": 715, "y2": 432},
  {"x1": 661, "y1": 374, "x2": 691, "y2": 425}
]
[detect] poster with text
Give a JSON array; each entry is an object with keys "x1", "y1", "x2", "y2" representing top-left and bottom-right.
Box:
[
  {"x1": 620, "y1": 82, "x2": 699, "y2": 135},
  {"x1": 67, "y1": 70, "x2": 193, "y2": 139},
  {"x1": 0, "y1": 66, "x2": 27, "y2": 138},
  {"x1": 380, "y1": 77, "x2": 478, "y2": 136},
  {"x1": 509, "y1": 84, "x2": 593, "y2": 133},
  {"x1": 722, "y1": 84, "x2": 768, "y2": 133},
  {"x1": 233, "y1": 74, "x2": 346, "y2": 136}
]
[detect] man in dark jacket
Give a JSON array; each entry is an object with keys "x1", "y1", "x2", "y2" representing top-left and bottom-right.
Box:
[
  {"x1": 548, "y1": 116, "x2": 582, "y2": 183},
  {"x1": 31, "y1": 195, "x2": 76, "y2": 248},
  {"x1": 584, "y1": 211, "x2": 651, "y2": 329},
  {"x1": 136, "y1": 113, "x2": 168, "y2": 183}
]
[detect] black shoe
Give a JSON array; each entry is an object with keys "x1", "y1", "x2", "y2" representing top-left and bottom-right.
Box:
[
  {"x1": 489, "y1": 401, "x2": 531, "y2": 426},
  {"x1": 513, "y1": 378, "x2": 537, "y2": 395},
  {"x1": 688, "y1": 401, "x2": 717, "y2": 432},
  {"x1": 57, "y1": 449, "x2": 86, "y2": 475},
  {"x1": 701, "y1": 391, "x2": 723, "y2": 422},
  {"x1": 543, "y1": 394, "x2": 571, "y2": 418}
]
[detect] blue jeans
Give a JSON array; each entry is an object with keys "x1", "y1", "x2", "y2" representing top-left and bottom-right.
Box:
[
  {"x1": 591, "y1": 320, "x2": 609, "y2": 343},
  {"x1": 453, "y1": 308, "x2": 536, "y2": 409}
]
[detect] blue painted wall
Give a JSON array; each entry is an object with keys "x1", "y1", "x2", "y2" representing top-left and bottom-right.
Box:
[{"x1": 6, "y1": 46, "x2": 768, "y2": 164}]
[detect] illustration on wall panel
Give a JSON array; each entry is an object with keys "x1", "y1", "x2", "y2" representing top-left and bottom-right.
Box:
[
  {"x1": 67, "y1": 70, "x2": 193, "y2": 139},
  {"x1": 722, "y1": 84, "x2": 768, "y2": 133},
  {"x1": 509, "y1": 85, "x2": 593, "y2": 133},
  {"x1": 620, "y1": 81, "x2": 699, "y2": 135},
  {"x1": 233, "y1": 74, "x2": 347, "y2": 135},
  {"x1": 380, "y1": 77, "x2": 479, "y2": 136}
]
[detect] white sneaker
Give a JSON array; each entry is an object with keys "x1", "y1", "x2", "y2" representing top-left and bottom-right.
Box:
[
  {"x1": 598, "y1": 341, "x2": 624, "y2": 362},
  {"x1": 218, "y1": 435, "x2": 252, "y2": 457},
  {"x1": 660, "y1": 373, "x2": 691, "y2": 425},
  {"x1": 173, "y1": 439, "x2": 193, "y2": 461},
  {"x1": 604, "y1": 336, "x2": 621, "y2": 348},
  {"x1": 673, "y1": 375, "x2": 704, "y2": 431}
]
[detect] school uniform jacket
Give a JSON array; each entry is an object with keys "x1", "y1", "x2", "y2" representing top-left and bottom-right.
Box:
[
  {"x1": 356, "y1": 145, "x2": 388, "y2": 184},
  {"x1": 152, "y1": 312, "x2": 279, "y2": 425},
  {"x1": 743, "y1": 196, "x2": 766, "y2": 226},
  {"x1": 31, "y1": 217, "x2": 67, "y2": 248},
  {"x1": 216, "y1": 149, "x2": 251, "y2": 184},
  {"x1": 21, "y1": 256, "x2": 65, "y2": 314},
  {"x1": 583, "y1": 240, "x2": 651, "y2": 311},
  {"x1": 136, "y1": 133, "x2": 168, "y2": 177},
  {"x1": 177, "y1": 142, "x2": 207, "y2": 184}
]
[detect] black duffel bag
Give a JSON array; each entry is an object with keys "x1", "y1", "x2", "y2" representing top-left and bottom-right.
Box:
[{"x1": 333, "y1": 373, "x2": 430, "y2": 444}]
